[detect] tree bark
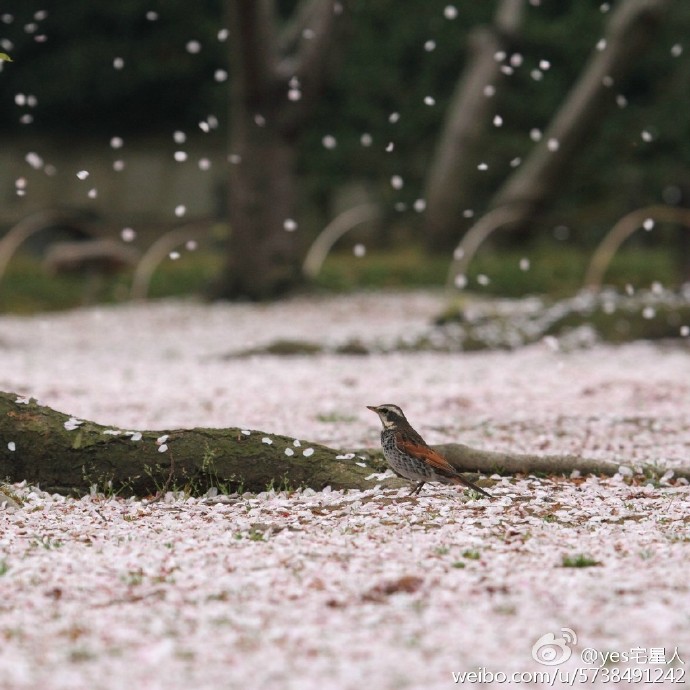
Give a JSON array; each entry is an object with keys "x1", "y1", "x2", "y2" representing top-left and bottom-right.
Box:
[
  {"x1": 215, "y1": 0, "x2": 347, "y2": 300},
  {"x1": 423, "y1": 0, "x2": 526, "y2": 251},
  {"x1": 2, "y1": 392, "x2": 687, "y2": 498}
]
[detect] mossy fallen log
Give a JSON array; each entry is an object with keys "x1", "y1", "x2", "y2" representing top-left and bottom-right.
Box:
[
  {"x1": 1, "y1": 391, "x2": 687, "y2": 497},
  {"x1": 0, "y1": 391, "x2": 388, "y2": 496},
  {"x1": 436, "y1": 289, "x2": 690, "y2": 350}
]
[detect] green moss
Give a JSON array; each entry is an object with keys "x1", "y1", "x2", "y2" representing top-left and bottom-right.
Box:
[
  {"x1": 250, "y1": 339, "x2": 323, "y2": 356},
  {"x1": 437, "y1": 288, "x2": 690, "y2": 348}
]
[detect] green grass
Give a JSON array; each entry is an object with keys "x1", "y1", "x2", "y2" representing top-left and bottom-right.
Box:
[
  {"x1": 315, "y1": 246, "x2": 449, "y2": 291},
  {"x1": 30, "y1": 535, "x2": 63, "y2": 550},
  {"x1": 147, "y1": 252, "x2": 223, "y2": 298},
  {"x1": 316, "y1": 242, "x2": 682, "y2": 297},
  {"x1": 561, "y1": 553, "x2": 601, "y2": 568},
  {"x1": 0, "y1": 252, "x2": 222, "y2": 314},
  {"x1": 0, "y1": 241, "x2": 682, "y2": 313}
]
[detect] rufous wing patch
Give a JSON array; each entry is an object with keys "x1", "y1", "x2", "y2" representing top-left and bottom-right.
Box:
[
  {"x1": 395, "y1": 433, "x2": 458, "y2": 478},
  {"x1": 396, "y1": 430, "x2": 491, "y2": 497}
]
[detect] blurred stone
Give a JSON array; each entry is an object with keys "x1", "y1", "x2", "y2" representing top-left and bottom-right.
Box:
[{"x1": 43, "y1": 238, "x2": 140, "y2": 275}]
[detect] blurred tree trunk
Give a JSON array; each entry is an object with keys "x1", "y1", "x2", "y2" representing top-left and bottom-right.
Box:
[
  {"x1": 215, "y1": 0, "x2": 346, "y2": 300},
  {"x1": 425, "y1": 0, "x2": 670, "y2": 251},
  {"x1": 423, "y1": 0, "x2": 526, "y2": 252},
  {"x1": 489, "y1": 0, "x2": 671, "y2": 230}
]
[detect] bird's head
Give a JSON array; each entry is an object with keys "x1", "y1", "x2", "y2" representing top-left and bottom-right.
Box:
[{"x1": 366, "y1": 404, "x2": 407, "y2": 429}]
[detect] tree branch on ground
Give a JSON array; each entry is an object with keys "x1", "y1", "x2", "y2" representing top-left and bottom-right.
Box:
[{"x1": 1, "y1": 392, "x2": 686, "y2": 498}]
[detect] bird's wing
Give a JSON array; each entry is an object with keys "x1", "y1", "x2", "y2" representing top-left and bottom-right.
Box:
[
  {"x1": 396, "y1": 431, "x2": 491, "y2": 498},
  {"x1": 396, "y1": 432, "x2": 459, "y2": 478}
]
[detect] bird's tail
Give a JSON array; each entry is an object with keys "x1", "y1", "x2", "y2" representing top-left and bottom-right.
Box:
[{"x1": 452, "y1": 474, "x2": 491, "y2": 498}]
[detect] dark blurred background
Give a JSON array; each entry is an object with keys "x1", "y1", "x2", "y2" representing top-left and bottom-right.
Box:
[{"x1": 1, "y1": 0, "x2": 689, "y2": 309}]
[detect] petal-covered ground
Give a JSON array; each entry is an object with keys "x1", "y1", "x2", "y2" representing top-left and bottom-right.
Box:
[{"x1": 1, "y1": 292, "x2": 689, "y2": 689}]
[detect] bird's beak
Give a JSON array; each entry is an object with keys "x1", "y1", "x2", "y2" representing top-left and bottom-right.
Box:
[{"x1": 366, "y1": 405, "x2": 378, "y2": 413}]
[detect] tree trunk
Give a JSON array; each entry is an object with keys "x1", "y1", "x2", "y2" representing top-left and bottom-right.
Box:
[
  {"x1": 445, "y1": 0, "x2": 672, "y2": 284},
  {"x1": 489, "y1": 0, "x2": 671, "y2": 229},
  {"x1": 224, "y1": 116, "x2": 301, "y2": 299},
  {"x1": 423, "y1": 0, "x2": 526, "y2": 251},
  {"x1": 2, "y1": 392, "x2": 688, "y2": 498},
  {"x1": 214, "y1": 0, "x2": 346, "y2": 300}
]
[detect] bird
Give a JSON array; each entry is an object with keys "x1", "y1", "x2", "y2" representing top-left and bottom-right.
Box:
[{"x1": 367, "y1": 404, "x2": 491, "y2": 498}]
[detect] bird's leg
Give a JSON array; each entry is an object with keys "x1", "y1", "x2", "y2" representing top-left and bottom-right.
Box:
[{"x1": 410, "y1": 481, "x2": 425, "y2": 496}]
